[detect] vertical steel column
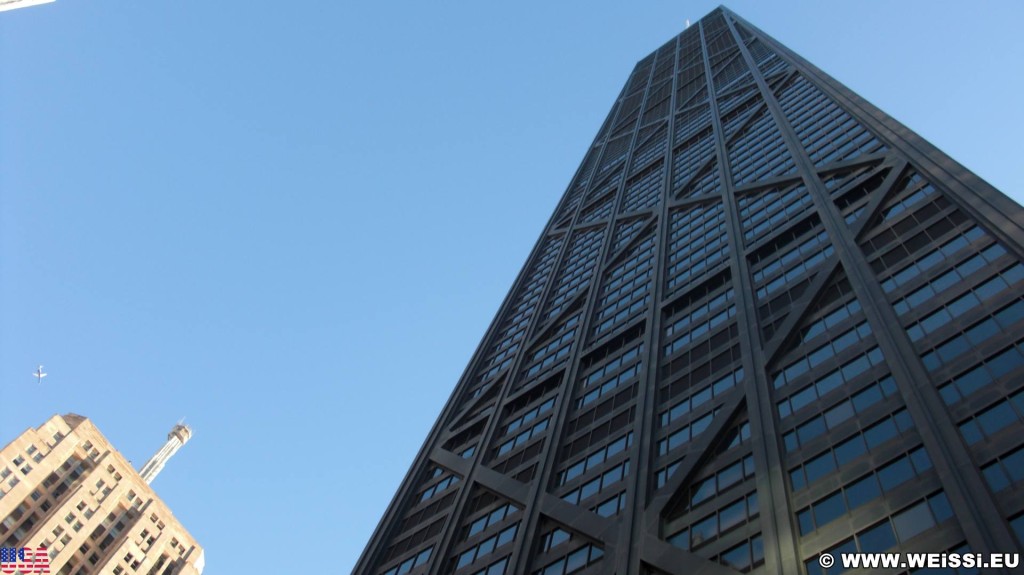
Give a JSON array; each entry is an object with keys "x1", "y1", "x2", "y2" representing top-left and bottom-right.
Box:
[
  {"x1": 694, "y1": 18, "x2": 802, "y2": 575},
  {"x1": 509, "y1": 53, "x2": 662, "y2": 575},
  {"x1": 424, "y1": 72, "x2": 641, "y2": 575},
  {"x1": 615, "y1": 31, "x2": 681, "y2": 575}
]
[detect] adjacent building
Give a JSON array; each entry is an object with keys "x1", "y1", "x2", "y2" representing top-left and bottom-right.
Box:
[
  {"x1": 352, "y1": 6, "x2": 1024, "y2": 575},
  {"x1": 0, "y1": 415, "x2": 204, "y2": 575}
]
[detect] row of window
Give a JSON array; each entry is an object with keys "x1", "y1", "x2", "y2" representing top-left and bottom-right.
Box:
[
  {"x1": 477, "y1": 236, "x2": 563, "y2": 382},
  {"x1": 455, "y1": 524, "x2": 517, "y2": 571},
  {"x1": 777, "y1": 347, "x2": 872, "y2": 423},
  {"x1": 558, "y1": 433, "x2": 632, "y2": 486},
  {"x1": 496, "y1": 418, "x2": 549, "y2": 458},
  {"x1": 660, "y1": 366, "x2": 742, "y2": 428},
  {"x1": 658, "y1": 408, "x2": 719, "y2": 457},
  {"x1": 668, "y1": 242, "x2": 730, "y2": 297},
  {"x1": 671, "y1": 128, "x2": 715, "y2": 191},
  {"x1": 796, "y1": 448, "x2": 932, "y2": 535},
  {"x1": 719, "y1": 87, "x2": 761, "y2": 139},
  {"x1": 689, "y1": 454, "x2": 756, "y2": 509},
  {"x1": 665, "y1": 204, "x2": 728, "y2": 290},
  {"x1": 800, "y1": 298, "x2": 861, "y2": 344},
  {"x1": 790, "y1": 408, "x2": 914, "y2": 491},
  {"x1": 679, "y1": 161, "x2": 723, "y2": 201},
  {"x1": 593, "y1": 236, "x2": 655, "y2": 335},
  {"x1": 756, "y1": 234, "x2": 834, "y2": 300},
  {"x1": 907, "y1": 265, "x2": 1023, "y2": 344},
  {"x1": 782, "y1": 374, "x2": 897, "y2": 452},
  {"x1": 611, "y1": 218, "x2": 647, "y2": 253},
  {"x1": 752, "y1": 40, "x2": 788, "y2": 77},
  {"x1": 712, "y1": 49, "x2": 750, "y2": 93},
  {"x1": 778, "y1": 73, "x2": 885, "y2": 167},
  {"x1": 533, "y1": 544, "x2": 603, "y2": 575},
  {"x1": 593, "y1": 296, "x2": 649, "y2": 337},
  {"x1": 657, "y1": 419, "x2": 750, "y2": 490},
  {"x1": 529, "y1": 318, "x2": 579, "y2": 364},
  {"x1": 740, "y1": 183, "x2": 812, "y2": 244},
  {"x1": 674, "y1": 67, "x2": 707, "y2": 114},
  {"x1": 585, "y1": 168, "x2": 622, "y2": 217},
  {"x1": 880, "y1": 225, "x2": 984, "y2": 294},
  {"x1": 728, "y1": 106, "x2": 797, "y2": 186},
  {"x1": 880, "y1": 177, "x2": 934, "y2": 223},
  {"x1": 674, "y1": 103, "x2": 712, "y2": 148},
  {"x1": 773, "y1": 322, "x2": 874, "y2": 390},
  {"x1": 419, "y1": 473, "x2": 459, "y2": 503},
  {"x1": 921, "y1": 299, "x2": 1024, "y2": 373},
  {"x1": 576, "y1": 362, "x2": 639, "y2": 409},
  {"x1": 585, "y1": 339, "x2": 638, "y2": 384},
  {"x1": 892, "y1": 243, "x2": 1006, "y2": 317},
  {"x1": 939, "y1": 342, "x2": 1024, "y2": 406},
  {"x1": 714, "y1": 533, "x2": 764, "y2": 573},
  {"x1": 598, "y1": 241, "x2": 654, "y2": 307},
  {"x1": 584, "y1": 170, "x2": 624, "y2": 213},
  {"x1": 669, "y1": 491, "x2": 759, "y2": 551},
  {"x1": 524, "y1": 316, "x2": 580, "y2": 379},
  {"x1": 665, "y1": 306, "x2": 736, "y2": 358},
  {"x1": 834, "y1": 172, "x2": 880, "y2": 226},
  {"x1": 804, "y1": 493, "x2": 954, "y2": 575},
  {"x1": 578, "y1": 193, "x2": 615, "y2": 224},
  {"x1": 822, "y1": 163, "x2": 875, "y2": 194},
  {"x1": 557, "y1": 154, "x2": 595, "y2": 222},
  {"x1": 467, "y1": 503, "x2": 520, "y2": 538},
  {"x1": 464, "y1": 555, "x2": 508, "y2": 575},
  {"x1": 631, "y1": 125, "x2": 668, "y2": 171},
  {"x1": 543, "y1": 230, "x2": 605, "y2": 321},
  {"x1": 561, "y1": 460, "x2": 629, "y2": 506},
  {"x1": 621, "y1": 161, "x2": 664, "y2": 213},
  {"x1": 593, "y1": 491, "x2": 627, "y2": 517},
  {"x1": 664, "y1": 283, "x2": 733, "y2": 339},
  {"x1": 597, "y1": 135, "x2": 632, "y2": 178},
  {"x1": 981, "y1": 446, "x2": 1024, "y2": 493},
  {"x1": 959, "y1": 388, "x2": 1024, "y2": 446},
  {"x1": 505, "y1": 398, "x2": 556, "y2": 436}
]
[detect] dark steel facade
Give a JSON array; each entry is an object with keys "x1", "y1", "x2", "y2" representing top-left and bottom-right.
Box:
[{"x1": 354, "y1": 7, "x2": 1024, "y2": 575}]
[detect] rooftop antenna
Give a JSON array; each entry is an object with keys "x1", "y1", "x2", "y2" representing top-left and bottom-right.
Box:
[
  {"x1": 685, "y1": 19, "x2": 691, "y2": 29},
  {"x1": 138, "y1": 421, "x2": 194, "y2": 485}
]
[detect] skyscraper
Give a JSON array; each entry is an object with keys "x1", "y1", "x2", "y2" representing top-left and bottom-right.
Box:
[
  {"x1": 354, "y1": 7, "x2": 1024, "y2": 575},
  {"x1": 1, "y1": 415, "x2": 204, "y2": 574}
]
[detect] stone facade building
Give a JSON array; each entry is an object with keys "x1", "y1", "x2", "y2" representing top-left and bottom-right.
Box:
[{"x1": 0, "y1": 414, "x2": 204, "y2": 575}]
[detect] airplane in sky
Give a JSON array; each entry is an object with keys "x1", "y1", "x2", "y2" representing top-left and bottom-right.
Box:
[{"x1": 34, "y1": 365, "x2": 47, "y2": 383}]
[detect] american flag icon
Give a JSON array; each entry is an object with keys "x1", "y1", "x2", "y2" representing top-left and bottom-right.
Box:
[{"x1": 0, "y1": 547, "x2": 51, "y2": 574}]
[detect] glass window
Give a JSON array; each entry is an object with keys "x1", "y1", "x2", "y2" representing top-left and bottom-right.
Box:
[
  {"x1": 486, "y1": 558, "x2": 507, "y2": 575},
  {"x1": 564, "y1": 548, "x2": 588, "y2": 573},
  {"x1": 978, "y1": 402, "x2": 1016, "y2": 436},
  {"x1": 1011, "y1": 514, "x2": 1024, "y2": 546},
  {"x1": 878, "y1": 459, "x2": 913, "y2": 491},
  {"x1": 893, "y1": 502, "x2": 934, "y2": 542},
  {"x1": 859, "y1": 522, "x2": 896, "y2": 553},
  {"x1": 845, "y1": 477, "x2": 880, "y2": 509},
  {"x1": 813, "y1": 492, "x2": 844, "y2": 526}
]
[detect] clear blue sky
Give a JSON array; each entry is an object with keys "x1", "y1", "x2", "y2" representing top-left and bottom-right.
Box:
[{"x1": 2, "y1": 1, "x2": 1022, "y2": 573}]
